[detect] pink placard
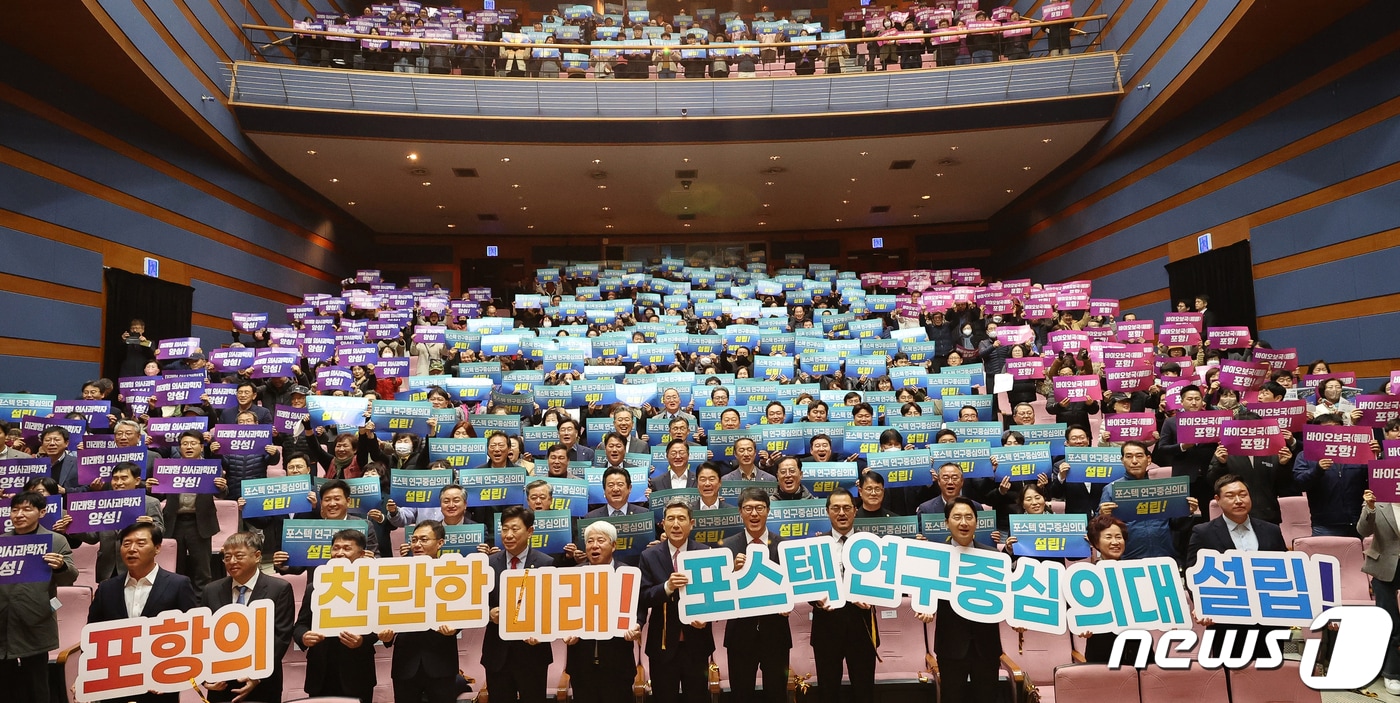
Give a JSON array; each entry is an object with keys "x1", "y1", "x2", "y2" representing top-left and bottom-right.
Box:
[
  {"x1": 1157, "y1": 356, "x2": 1195, "y2": 376},
  {"x1": 1218, "y1": 360, "x2": 1271, "y2": 392},
  {"x1": 1052, "y1": 375, "x2": 1103, "y2": 404},
  {"x1": 1250, "y1": 400, "x2": 1307, "y2": 432},
  {"x1": 1056, "y1": 293, "x2": 1090, "y2": 310},
  {"x1": 1302, "y1": 425, "x2": 1374, "y2": 462},
  {"x1": 1046, "y1": 330, "x2": 1090, "y2": 354},
  {"x1": 1369, "y1": 459, "x2": 1400, "y2": 502},
  {"x1": 1390, "y1": 371, "x2": 1400, "y2": 396},
  {"x1": 1116, "y1": 320, "x2": 1156, "y2": 343},
  {"x1": 921, "y1": 291, "x2": 955, "y2": 311},
  {"x1": 1175, "y1": 410, "x2": 1234, "y2": 443},
  {"x1": 1105, "y1": 412, "x2": 1157, "y2": 442},
  {"x1": 1041, "y1": 1, "x2": 1072, "y2": 21},
  {"x1": 1206, "y1": 326, "x2": 1252, "y2": 348},
  {"x1": 997, "y1": 325, "x2": 1035, "y2": 346},
  {"x1": 1089, "y1": 299, "x2": 1120, "y2": 317},
  {"x1": 1384, "y1": 440, "x2": 1400, "y2": 460},
  {"x1": 1159, "y1": 325, "x2": 1202, "y2": 347},
  {"x1": 1022, "y1": 301, "x2": 1055, "y2": 320},
  {"x1": 983, "y1": 298, "x2": 1016, "y2": 315},
  {"x1": 1163, "y1": 312, "x2": 1204, "y2": 331},
  {"x1": 1301, "y1": 373, "x2": 1358, "y2": 391},
  {"x1": 1355, "y1": 395, "x2": 1400, "y2": 427},
  {"x1": 1005, "y1": 357, "x2": 1045, "y2": 381},
  {"x1": 1220, "y1": 420, "x2": 1286, "y2": 457},
  {"x1": 1099, "y1": 343, "x2": 1153, "y2": 369},
  {"x1": 1252, "y1": 347, "x2": 1298, "y2": 372},
  {"x1": 952, "y1": 268, "x2": 981, "y2": 285},
  {"x1": 1160, "y1": 377, "x2": 1196, "y2": 412},
  {"x1": 1105, "y1": 365, "x2": 1154, "y2": 393}
]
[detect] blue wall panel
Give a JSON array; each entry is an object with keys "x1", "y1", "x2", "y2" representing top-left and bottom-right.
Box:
[
  {"x1": 0, "y1": 292, "x2": 102, "y2": 347},
  {"x1": 1250, "y1": 179, "x2": 1400, "y2": 263},
  {"x1": 0, "y1": 358, "x2": 102, "y2": 398},
  {"x1": 0, "y1": 227, "x2": 104, "y2": 292},
  {"x1": 1254, "y1": 248, "x2": 1400, "y2": 316},
  {"x1": 1262, "y1": 312, "x2": 1400, "y2": 365},
  {"x1": 192, "y1": 280, "x2": 288, "y2": 320}
]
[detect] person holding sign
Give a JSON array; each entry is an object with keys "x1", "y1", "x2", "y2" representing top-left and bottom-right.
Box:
[
  {"x1": 915, "y1": 463, "x2": 985, "y2": 516},
  {"x1": 38, "y1": 426, "x2": 80, "y2": 494},
  {"x1": 1078, "y1": 514, "x2": 1136, "y2": 664},
  {"x1": 1293, "y1": 415, "x2": 1376, "y2": 538},
  {"x1": 483, "y1": 505, "x2": 555, "y2": 703},
  {"x1": 639, "y1": 500, "x2": 714, "y2": 703},
  {"x1": 1358, "y1": 486, "x2": 1400, "y2": 695},
  {"x1": 915, "y1": 497, "x2": 1002, "y2": 702},
  {"x1": 294, "y1": 529, "x2": 378, "y2": 703},
  {"x1": 154, "y1": 430, "x2": 228, "y2": 593},
  {"x1": 201, "y1": 532, "x2": 295, "y2": 703},
  {"x1": 564, "y1": 520, "x2": 642, "y2": 703},
  {"x1": 69, "y1": 461, "x2": 164, "y2": 581},
  {"x1": 588, "y1": 467, "x2": 648, "y2": 517},
  {"x1": 722, "y1": 487, "x2": 791, "y2": 703},
  {"x1": 774, "y1": 456, "x2": 817, "y2": 501},
  {"x1": 1099, "y1": 441, "x2": 1201, "y2": 562},
  {"x1": 651, "y1": 439, "x2": 697, "y2": 493},
  {"x1": 856, "y1": 471, "x2": 895, "y2": 518},
  {"x1": 274, "y1": 479, "x2": 381, "y2": 571},
  {"x1": 382, "y1": 521, "x2": 460, "y2": 703},
  {"x1": 1157, "y1": 384, "x2": 1219, "y2": 509},
  {"x1": 728, "y1": 437, "x2": 777, "y2": 483},
  {"x1": 0, "y1": 490, "x2": 77, "y2": 703},
  {"x1": 696, "y1": 462, "x2": 730, "y2": 511},
  {"x1": 1049, "y1": 425, "x2": 1105, "y2": 518},
  {"x1": 1204, "y1": 411, "x2": 1294, "y2": 524},
  {"x1": 217, "y1": 382, "x2": 273, "y2": 425},
  {"x1": 811, "y1": 487, "x2": 878, "y2": 702}
]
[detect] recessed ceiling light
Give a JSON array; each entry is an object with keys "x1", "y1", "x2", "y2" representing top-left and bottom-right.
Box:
[
  {"x1": 683, "y1": 223, "x2": 691, "y2": 227},
  {"x1": 512, "y1": 184, "x2": 520, "y2": 188},
  {"x1": 762, "y1": 203, "x2": 770, "y2": 208},
  {"x1": 765, "y1": 181, "x2": 774, "y2": 186},
  {"x1": 841, "y1": 200, "x2": 849, "y2": 204},
  {"x1": 592, "y1": 159, "x2": 602, "y2": 164},
  {"x1": 602, "y1": 207, "x2": 610, "y2": 211},
  {"x1": 407, "y1": 153, "x2": 419, "y2": 160},
  {"x1": 501, "y1": 157, "x2": 511, "y2": 162},
  {"x1": 1042, "y1": 139, "x2": 1053, "y2": 143},
  {"x1": 306, "y1": 150, "x2": 317, "y2": 155},
  {"x1": 1006, "y1": 189, "x2": 1014, "y2": 193},
  {"x1": 936, "y1": 173, "x2": 944, "y2": 177},
  {"x1": 835, "y1": 218, "x2": 842, "y2": 223},
  {"x1": 850, "y1": 178, "x2": 857, "y2": 182},
  {"x1": 436, "y1": 205, "x2": 446, "y2": 209},
  {"x1": 682, "y1": 158, "x2": 690, "y2": 163},
  {"x1": 527, "y1": 225, "x2": 535, "y2": 229},
  {"x1": 682, "y1": 206, "x2": 689, "y2": 211},
  {"x1": 921, "y1": 195, "x2": 931, "y2": 200},
  {"x1": 758, "y1": 221, "x2": 767, "y2": 225},
  {"x1": 859, "y1": 151, "x2": 869, "y2": 156},
  {"x1": 949, "y1": 146, "x2": 959, "y2": 151},
  {"x1": 520, "y1": 206, "x2": 528, "y2": 211},
  {"x1": 329, "y1": 178, "x2": 339, "y2": 183},
  {"x1": 605, "y1": 224, "x2": 614, "y2": 229},
  {"x1": 769, "y1": 156, "x2": 781, "y2": 161},
  {"x1": 346, "y1": 201, "x2": 356, "y2": 205},
  {"x1": 597, "y1": 185, "x2": 607, "y2": 190},
  {"x1": 912, "y1": 214, "x2": 920, "y2": 218},
  {"x1": 1023, "y1": 166, "x2": 1032, "y2": 171},
  {"x1": 421, "y1": 182, "x2": 431, "y2": 186},
  {"x1": 447, "y1": 224, "x2": 455, "y2": 228}
]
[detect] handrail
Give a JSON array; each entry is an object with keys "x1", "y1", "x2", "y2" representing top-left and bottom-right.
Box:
[{"x1": 241, "y1": 14, "x2": 1106, "y2": 54}]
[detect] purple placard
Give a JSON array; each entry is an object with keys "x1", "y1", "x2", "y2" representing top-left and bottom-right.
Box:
[
  {"x1": 208, "y1": 347, "x2": 255, "y2": 372},
  {"x1": 1175, "y1": 410, "x2": 1234, "y2": 444},
  {"x1": 1056, "y1": 293, "x2": 1089, "y2": 311},
  {"x1": 1384, "y1": 440, "x2": 1400, "y2": 460},
  {"x1": 1220, "y1": 420, "x2": 1286, "y2": 457},
  {"x1": 145, "y1": 417, "x2": 208, "y2": 449},
  {"x1": 1089, "y1": 299, "x2": 1120, "y2": 317},
  {"x1": 1099, "y1": 343, "x2": 1152, "y2": 369},
  {"x1": 1218, "y1": 360, "x2": 1270, "y2": 392},
  {"x1": 337, "y1": 345, "x2": 379, "y2": 366},
  {"x1": 1356, "y1": 395, "x2": 1400, "y2": 428},
  {"x1": 205, "y1": 383, "x2": 238, "y2": 410},
  {"x1": 1250, "y1": 400, "x2": 1307, "y2": 433},
  {"x1": 0, "y1": 458, "x2": 49, "y2": 496},
  {"x1": 286, "y1": 305, "x2": 314, "y2": 322},
  {"x1": 1301, "y1": 425, "x2": 1374, "y2": 462},
  {"x1": 1159, "y1": 325, "x2": 1202, "y2": 347},
  {"x1": 1051, "y1": 375, "x2": 1102, "y2": 404},
  {"x1": 251, "y1": 350, "x2": 298, "y2": 379},
  {"x1": 232, "y1": 312, "x2": 269, "y2": 333},
  {"x1": 1252, "y1": 347, "x2": 1298, "y2": 373},
  {"x1": 1022, "y1": 301, "x2": 1055, "y2": 320},
  {"x1": 408, "y1": 276, "x2": 433, "y2": 290},
  {"x1": 1163, "y1": 312, "x2": 1204, "y2": 332},
  {"x1": 1206, "y1": 326, "x2": 1252, "y2": 349},
  {"x1": 211, "y1": 425, "x2": 274, "y2": 456},
  {"x1": 76, "y1": 448, "x2": 149, "y2": 485},
  {"x1": 52, "y1": 401, "x2": 111, "y2": 430},
  {"x1": 153, "y1": 377, "x2": 205, "y2": 407},
  {"x1": 365, "y1": 321, "x2": 402, "y2": 341},
  {"x1": 1105, "y1": 412, "x2": 1157, "y2": 442},
  {"x1": 65, "y1": 489, "x2": 146, "y2": 532},
  {"x1": 119, "y1": 376, "x2": 158, "y2": 400},
  {"x1": 316, "y1": 367, "x2": 355, "y2": 393},
  {"x1": 419, "y1": 298, "x2": 449, "y2": 315},
  {"x1": 387, "y1": 292, "x2": 416, "y2": 310},
  {"x1": 1116, "y1": 320, "x2": 1156, "y2": 342},
  {"x1": 1105, "y1": 365, "x2": 1153, "y2": 393},
  {"x1": 1041, "y1": 1, "x2": 1072, "y2": 20},
  {"x1": 450, "y1": 300, "x2": 480, "y2": 318},
  {"x1": 1046, "y1": 330, "x2": 1090, "y2": 354},
  {"x1": 413, "y1": 325, "x2": 447, "y2": 344},
  {"x1": 0, "y1": 534, "x2": 54, "y2": 584},
  {"x1": 21, "y1": 417, "x2": 84, "y2": 450},
  {"x1": 303, "y1": 336, "x2": 337, "y2": 365},
  {"x1": 155, "y1": 337, "x2": 200, "y2": 360},
  {"x1": 467, "y1": 287, "x2": 493, "y2": 303},
  {"x1": 374, "y1": 357, "x2": 411, "y2": 378},
  {"x1": 82, "y1": 435, "x2": 118, "y2": 451},
  {"x1": 1369, "y1": 459, "x2": 1400, "y2": 502},
  {"x1": 151, "y1": 459, "x2": 223, "y2": 494},
  {"x1": 274, "y1": 405, "x2": 310, "y2": 434},
  {"x1": 317, "y1": 298, "x2": 347, "y2": 315}
]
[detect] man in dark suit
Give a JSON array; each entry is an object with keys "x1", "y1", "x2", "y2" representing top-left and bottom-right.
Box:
[
  {"x1": 381, "y1": 520, "x2": 461, "y2": 703},
  {"x1": 155, "y1": 430, "x2": 229, "y2": 594},
  {"x1": 565, "y1": 520, "x2": 641, "y2": 703},
  {"x1": 811, "y1": 488, "x2": 878, "y2": 703},
  {"x1": 639, "y1": 499, "x2": 714, "y2": 703},
  {"x1": 87, "y1": 522, "x2": 199, "y2": 703},
  {"x1": 483, "y1": 505, "x2": 556, "y2": 702},
  {"x1": 586, "y1": 467, "x2": 649, "y2": 517},
  {"x1": 921, "y1": 497, "x2": 1001, "y2": 702},
  {"x1": 200, "y1": 532, "x2": 295, "y2": 703},
  {"x1": 721, "y1": 487, "x2": 790, "y2": 703},
  {"x1": 1156, "y1": 385, "x2": 1218, "y2": 508},
  {"x1": 1204, "y1": 412, "x2": 1295, "y2": 524},
  {"x1": 557, "y1": 418, "x2": 595, "y2": 464},
  {"x1": 1050, "y1": 425, "x2": 1107, "y2": 517},
  {"x1": 649, "y1": 439, "x2": 696, "y2": 493},
  {"x1": 1187, "y1": 474, "x2": 1287, "y2": 659},
  {"x1": 293, "y1": 528, "x2": 377, "y2": 703},
  {"x1": 38, "y1": 426, "x2": 81, "y2": 494}
]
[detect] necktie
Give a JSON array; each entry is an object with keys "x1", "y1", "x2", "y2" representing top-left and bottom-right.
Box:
[
  {"x1": 612, "y1": 509, "x2": 620, "y2": 516},
  {"x1": 511, "y1": 556, "x2": 520, "y2": 570},
  {"x1": 751, "y1": 536, "x2": 763, "y2": 545},
  {"x1": 671, "y1": 547, "x2": 680, "y2": 572},
  {"x1": 236, "y1": 585, "x2": 248, "y2": 605}
]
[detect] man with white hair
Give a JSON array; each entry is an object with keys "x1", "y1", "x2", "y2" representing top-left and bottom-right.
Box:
[{"x1": 563, "y1": 520, "x2": 641, "y2": 703}]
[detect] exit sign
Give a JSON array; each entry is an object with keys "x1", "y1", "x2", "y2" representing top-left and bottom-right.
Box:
[
  {"x1": 1197, "y1": 233, "x2": 1212, "y2": 254},
  {"x1": 486, "y1": 246, "x2": 498, "y2": 257},
  {"x1": 143, "y1": 257, "x2": 159, "y2": 278},
  {"x1": 871, "y1": 237, "x2": 884, "y2": 249}
]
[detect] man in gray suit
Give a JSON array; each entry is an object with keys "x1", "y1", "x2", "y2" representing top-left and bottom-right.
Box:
[
  {"x1": 200, "y1": 532, "x2": 296, "y2": 702},
  {"x1": 649, "y1": 439, "x2": 695, "y2": 493}
]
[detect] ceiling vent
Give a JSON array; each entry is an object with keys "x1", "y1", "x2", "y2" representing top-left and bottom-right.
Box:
[
  {"x1": 453, "y1": 168, "x2": 479, "y2": 177},
  {"x1": 675, "y1": 169, "x2": 699, "y2": 179},
  {"x1": 937, "y1": 158, "x2": 959, "y2": 167},
  {"x1": 869, "y1": 205, "x2": 891, "y2": 213},
  {"x1": 409, "y1": 167, "x2": 430, "y2": 176},
  {"x1": 590, "y1": 170, "x2": 608, "y2": 180},
  {"x1": 761, "y1": 166, "x2": 787, "y2": 174},
  {"x1": 677, "y1": 213, "x2": 697, "y2": 221},
  {"x1": 889, "y1": 160, "x2": 916, "y2": 170},
  {"x1": 476, "y1": 213, "x2": 498, "y2": 221}
]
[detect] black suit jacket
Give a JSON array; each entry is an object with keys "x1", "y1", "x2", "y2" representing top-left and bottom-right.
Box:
[
  {"x1": 810, "y1": 533, "x2": 879, "y2": 654},
  {"x1": 585, "y1": 503, "x2": 648, "y2": 517},
  {"x1": 638, "y1": 539, "x2": 715, "y2": 660},
  {"x1": 720, "y1": 531, "x2": 791, "y2": 649},
  {"x1": 201, "y1": 574, "x2": 296, "y2": 702},
  {"x1": 481, "y1": 548, "x2": 556, "y2": 672},
  {"x1": 160, "y1": 493, "x2": 223, "y2": 539},
  {"x1": 293, "y1": 574, "x2": 378, "y2": 698},
  {"x1": 89, "y1": 567, "x2": 198, "y2": 623},
  {"x1": 1186, "y1": 516, "x2": 1287, "y2": 568},
  {"x1": 932, "y1": 542, "x2": 1002, "y2": 661},
  {"x1": 564, "y1": 560, "x2": 637, "y2": 680}
]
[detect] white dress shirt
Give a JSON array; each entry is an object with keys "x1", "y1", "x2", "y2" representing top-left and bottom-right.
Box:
[
  {"x1": 125, "y1": 566, "x2": 158, "y2": 618},
  {"x1": 667, "y1": 470, "x2": 688, "y2": 489},
  {"x1": 1225, "y1": 516, "x2": 1258, "y2": 552},
  {"x1": 232, "y1": 570, "x2": 260, "y2": 604}
]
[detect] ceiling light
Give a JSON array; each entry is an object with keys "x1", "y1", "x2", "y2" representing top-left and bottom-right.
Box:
[
  {"x1": 602, "y1": 207, "x2": 610, "y2": 211},
  {"x1": 1042, "y1": 139, "x2": 1053, "y2": 143},
  {"x1": 765, "y1": 181, "x2": 774, "y2": 186},
  {"x1": 682, "y1": 206, "x2": 689, "y2": 211},
  {"x1": 605, "y1": 224, "x2": 614, "y2": 229},
  {"x1": 421, "y1": 181, "x2": 431, "y2": 186},
  {"x1": 500, "y1": 157, "x2": 511, "y2": 162},
  {"x1": 592, "y1": 159, "x2": 602, "y2": 164},
  {"x1": 520, "y1": 206, "x2": 528, "y2": 211},
  {"x1": 921, "y1": 195, "x2": 931, "y2": 200},
  {"x1": 512, "y1": 184, "x2": 520, "y2": 188},
  {"x1": 859, "y1": 151, "x2": 869, "y2": 156},
  {"x1": 762, "y1": 204, "x2": 770, "y2": 208},
  {"x1": 306, "y1": 150, "x2": 317, "y2": 155},
  {"x1": 936, "y1": 173, "x2": 944, "y2": 177},
  {"x1": 1006, "y1": 189, "x2": 1014, "y2": 193},
  {"x1": 841, "y1": 200, "x2": 849, "y2": 204},
  {"x1": 407, "y1": 153, "x2": 419, "y2": 160},
  {"x1": 949, "y1": 146, "x2": 958, "y2": 151},
  {"x1": 1023, "y1": 166, "x2": 1032, "y2": 171},
  {"x1": 835, "y1": 218, "x2": 842, "y2": 223},
  {"x1": 758, "y1": 221, "x2": 767, "y2": 225},
  {"x1": 769, "y1": 156, "x2": 781, "y2": 161},
  {"x1": 682, "y1": 158, "x2": 690, "y2": 163},
  {"x1": 447, "y1": 224, "x2": 456, "y2": 228},
  {"x1": 527, "y1": 225, "x2": 535, "y2": 229},
  {"x1": 436, "y1": 205, "x2": 446, "y2": 209},
  {"x1": 683, "y1": 223, "x2": 691, "y2": 227},
  {"x1": 597, "y1": 185, "x2": 607, "y2": 190},
  {"x1": 329, "y1": 178, "x2": 338, "y2": 183},
  {"x1": 912, "y1": 214, "x2": 920, "y2": 218},
  {"x1": 849, "y1": 178, "x2": 857, "y2": 182},
  {"x1": 346, "y1": 201, "x2": 356, "y2": 205}
]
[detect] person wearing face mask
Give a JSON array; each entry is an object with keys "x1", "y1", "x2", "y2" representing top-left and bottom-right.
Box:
[
  {"x1": 975, "y1": 321, "x2": 1014, "y2": 382},
  {"x1": 367, "y1": 431, "x2": 429, "y2": 473},
  {"x1": 953, "y1": 323, "x2": 983, "y2": 361}
]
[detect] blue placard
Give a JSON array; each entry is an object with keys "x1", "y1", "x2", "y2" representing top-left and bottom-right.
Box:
[
  {"x1": 570, "y1": 380, "x2": 618, "y2": 407},
  {"x1": 473, "y1": 415, "x2": 523, "y2": 438},
  {"x1": 240, "y1": 475, "x2": 315, "y2": 517},
  {"x1": 494, "y1": 509, "x2": 572, "y2": 554},
  {"x1": 692, "y1": 507, "x2": 743, "y2": 547},
  {"x1": 865, "y1": 449, "x2": 934, "y2": 488},
  {"x1": 941, "y1": 394, "x2": 996, "y2": 422},
  {"x1": 440, "y1": 523, "x2": 487, "y2": 554},
  {"x1": 544, "y1": 477, "x2": 590, "y2": 517},
  {"x1": 885, "y1": 417, "x2": 944, "y2": 448},
  {"x1": 388, "y1": 470, "x2": 457, "y2": 507},
  {"x1": 943, "y1": 422, "x2": 1004, "y2": 447},
  {"x1": 990, "y1": 445, "x2": 1053, "y2": 481},
  {"x1": 456, "y1": 466, "x2": 527, "y2": 507},
  {"x1": 767, "y1": 499, "x2": 831, "y2": 540},
  {"x1": 1108, "y1": 476, "x2": 1192, "y2": 522},
  {"x1": 307, "y1": 396, "x2": 369, "y2": 430},
  {"x1": 316, "y1": 476, "x2": 383, "y2": 512},
  {"x1": 929, "y1": 442, "x2": 994, "y2": 479},
  {"x1": 282, "y1": 519, "x2": 370, "y2": 566},
  {"x1": 919, "y1": 509, "x2": 997, "y2": 544},
  {"x1": 578, "y1": 512, "x2": 655, "y2": 557},
  {"x1": 800, "y1": 461, "x2": 859, "y2": 496},
  {"x1": 1065, "y1": 447, "x2": 1125, "y2": 484},
  {"x1": 370, "y1": 400, "x2": 432, "y2": 439},
  {"x1": 520, "y1": 426, "x2": 556, "y2": 456},
  {"x1": 427, "y1": 437, "x2": 488, "y2": 469},
  {"x1": 841, "y1": 426, "x2": 884, "y2": 457},
  {"x1": 1009, "y1": 515, "x2": 1090, "y2": 558},
  {"x1": 585, "y1": 464, "x2": 647, "y2": 504},
  {"x1": 758, "y1": 424, "x2": 808, "y2": 456},
  {"x1": 1019, "y1": 424, "x2": 1069, "y2": 456}
]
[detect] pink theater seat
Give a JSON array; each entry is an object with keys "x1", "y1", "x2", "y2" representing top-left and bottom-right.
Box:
[
  {"x1": 788, "y1": 601, "x2": 816, "y2": 691},
  {"x1": 1048, "y1": 500, "x2": 1065, "y2": 515},
  {"x1": 373, "y1": 655, "x2": 394, "y2": 702},
  {"x1": 1138, "y1": 662, "x2": 1229, "y2": 703},
  {"x1": 1279, "y1": 496, "x2": 1312, "y2": 547},
  {"x1": 873, "y1": 603, "x2": 935, "y2": 686},
  {"x1": 457, "y1": 622, "x2": 489, "y2": 694},
  {"x1": 547, "y1": 638, "x2": 568, "y2": 698},
  {"x1": 209, "y1": 499, "x2": 242, "y2": 553},
  {"x1": 283, "y1": 571, "x2": 307, "y2": 613},
  {"x1": 1209, "y1": 499, "x2": 1220, "y2": 520},
  {"x1": 70, "y1": 542, "x2": 100, "y2": 590},
  {"x1": 1052, "y1": 663, "x2": 1139, "y2": 702},
  {"x1": 53, "y1": 586, "x2": 92, "y2": 661},
  {"x1": 157, "y1": 538, "x2": 178, "y2": 573},
  {"x1": 999, "y1": 621, "x2": 1080, "y2": 702},
  {"x1": 710, "y1": 618, "x2": 730, "y2": 692},
  {"x1": 1147, "y1": 467, "x2": 1172, "y2": 480},
  {"x1": 1227, "y1": 660, "x2": 1321, "y2": 702},
  {"x1": 1292, "y1": 536, "x2": 1369, "y2": 603}
]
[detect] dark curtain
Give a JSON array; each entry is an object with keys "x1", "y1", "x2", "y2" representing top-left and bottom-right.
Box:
[
  {"x1": 1163, "y1": 239, "x2": 1259, "y2": 334},
  {"x1": 102, "y1": 267, "x2": 195, "y2": 380}
]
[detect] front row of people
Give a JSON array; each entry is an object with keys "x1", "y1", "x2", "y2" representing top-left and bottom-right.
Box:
[{"x1": 0, "y1": 468, "x2": 1365, "y2": 702}]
